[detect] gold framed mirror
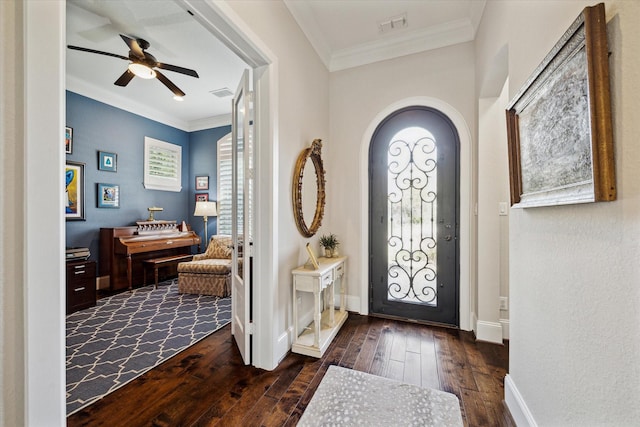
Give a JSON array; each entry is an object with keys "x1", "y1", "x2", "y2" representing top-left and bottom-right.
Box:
[{"x1": 292, "y1": 139, "x2": 326, "y2": 237}]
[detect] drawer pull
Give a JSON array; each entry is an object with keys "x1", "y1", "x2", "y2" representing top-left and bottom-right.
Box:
[
  {"x1": 74, "y1": 270, "x2": 85, "y2": 275},
  {"x1": 74, "y1": 265, "x2": 85, "y2": 269},
  {"x1": 74, "y1": 287, "x2": 85, "y2": 292}
]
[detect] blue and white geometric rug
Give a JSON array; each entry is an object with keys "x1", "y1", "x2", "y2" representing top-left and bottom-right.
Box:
[{"x1": 66, "y1": 279, "x2": 231, "y2": 415}]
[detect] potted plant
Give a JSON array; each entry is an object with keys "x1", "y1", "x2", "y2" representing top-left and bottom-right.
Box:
[{"x1": 319, "y1": 233, "x2": 339, "y2": 258}]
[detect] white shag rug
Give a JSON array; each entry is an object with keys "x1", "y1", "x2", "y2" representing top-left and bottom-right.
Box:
[{"x1": 299, "y1": 365, "x2": 463, "y2": 427}]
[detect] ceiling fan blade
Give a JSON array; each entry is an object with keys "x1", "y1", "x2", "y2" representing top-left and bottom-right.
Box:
[
  {"x1": 67, "y1": 45, "x2": 129, "y2": 61},
  {"x1": 155, "y1": 70, "x2": 186, "y2": 97},
  {"x1": 114, "y1": 70, "x2": 135, "y2": 87},
  {"x1": 156, "y1": 62, "x2": 199, "y2": 78},
  {"x1": 119, "y1": 34, "x2": 145, "y2": 59}
]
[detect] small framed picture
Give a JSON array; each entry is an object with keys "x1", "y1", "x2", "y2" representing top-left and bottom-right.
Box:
[
  {"x1": 195, "y1": 193, "x2": 209, "y2": 202},
  {"x1": 97, "y1": 183, "x2": 120, "y2": 208},
  {"x1": 195, "y1": 175, "x2": 209, "y2": 190},
  {"x1": 98, "y1": 151, "x2": 117, "y2": 172},
  {"x1": 65, "y1": 127, "x2": 73, "y2": 154}
]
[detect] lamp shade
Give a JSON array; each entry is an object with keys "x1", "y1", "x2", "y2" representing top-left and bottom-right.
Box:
[{"x1": 194, "y1": 201, "x2": 217, "y2": 217}]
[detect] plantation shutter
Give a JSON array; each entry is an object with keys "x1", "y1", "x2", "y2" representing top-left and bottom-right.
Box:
[{"x1": 217, "y1": 133, "x2": 232, "y2": 235}]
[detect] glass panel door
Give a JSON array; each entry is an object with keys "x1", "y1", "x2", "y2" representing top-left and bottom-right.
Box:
[
  {"x1": 370, "y1": 107, "x2": 459, "y2": 326},
  {"x1": 232, "y1": 69, "x2": 252, "y2": 363}
]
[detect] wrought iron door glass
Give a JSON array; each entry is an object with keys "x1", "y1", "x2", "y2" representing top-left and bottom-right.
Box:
[{"x1": 387, "y1": 127, "x2": 438, "y2": 306}]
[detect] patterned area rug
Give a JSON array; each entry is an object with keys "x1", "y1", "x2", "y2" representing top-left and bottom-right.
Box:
[
  {"x1": 299, "y1": 366, "x2": 463, "y2": 426},
  {"x1": 66, "y1": 280, "x2": 231, "y2": 415}
]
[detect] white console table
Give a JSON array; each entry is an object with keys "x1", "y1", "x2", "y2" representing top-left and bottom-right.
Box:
[{"x1": 292, "y1": 256, "x2": 348, "y2": 358}]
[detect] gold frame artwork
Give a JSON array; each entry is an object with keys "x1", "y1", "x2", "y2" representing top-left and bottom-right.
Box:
[
  {"x1": 506, "y1": 3, "x2": 615, "y2": 208},
  {"x1": 292, "y1": 139, "x2": 326, "y2": 237}
]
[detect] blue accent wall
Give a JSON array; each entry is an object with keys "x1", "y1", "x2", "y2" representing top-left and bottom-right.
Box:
[
  {"x1": 65, "y1": 91, "x2": 227, "y2": 262},
  {"x1": 188, "y1": 126, "x2": 231, "y2": 240}
]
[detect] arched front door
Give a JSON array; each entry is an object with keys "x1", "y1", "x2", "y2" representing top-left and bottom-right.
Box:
[{"x1": 369, "y1": 106, "x2": 460, "y2": 326}]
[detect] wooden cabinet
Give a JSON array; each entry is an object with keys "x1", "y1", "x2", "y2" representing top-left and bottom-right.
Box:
[
  {"x1": 292, "y1": 256, "x2": 348, "y2": 358},
  {"x1": 66, "y1": 260, "x2": 96, "y2": 314}
]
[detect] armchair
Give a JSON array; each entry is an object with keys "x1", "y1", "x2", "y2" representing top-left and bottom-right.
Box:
[{"x1": 177, "y1": 235, "x2": 232, "y2": 297}]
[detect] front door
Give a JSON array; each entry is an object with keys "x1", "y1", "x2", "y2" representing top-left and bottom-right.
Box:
[
  {"x1": 231, "y1": 69, "x2": 253, "y2": 363},
  {"x1": 369, "y1": 106, "x2": 459, "y2": 326}
]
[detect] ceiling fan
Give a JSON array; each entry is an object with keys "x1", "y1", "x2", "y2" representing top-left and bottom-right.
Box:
[{"x1": 67, "y1": 34, "x2": 199, "y2": 99}]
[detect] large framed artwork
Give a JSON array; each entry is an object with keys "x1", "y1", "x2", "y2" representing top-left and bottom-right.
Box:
[
  {"x1": 506, "y1": 3, "x2": 615, "y2": 208},
  {"x1": 65, "y1": 161, "x2": 85, "y2": 221}
]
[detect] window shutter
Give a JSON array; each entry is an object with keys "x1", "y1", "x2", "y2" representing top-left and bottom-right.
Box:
[{"x1": 217, "y1": 134, "x2": 232, "y2": 235}]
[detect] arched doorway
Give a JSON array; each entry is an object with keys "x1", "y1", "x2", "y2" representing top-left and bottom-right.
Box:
[{"x1": 369, "y1": 106, "x2": 460, "y2": 326}]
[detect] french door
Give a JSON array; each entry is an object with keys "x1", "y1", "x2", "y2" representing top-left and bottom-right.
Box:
[
  {"x1": 369, "y1": 106, "x2": 459, "y2": 326},
  {"x1": 231, "y1": 69, "x2": 253, "y2": 364}
]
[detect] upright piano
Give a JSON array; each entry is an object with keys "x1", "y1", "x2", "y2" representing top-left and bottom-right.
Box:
[{"x1": 100, "y1": 221, "x2": 201, "y2": 291}]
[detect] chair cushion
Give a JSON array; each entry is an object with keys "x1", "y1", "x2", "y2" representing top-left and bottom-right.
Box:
[
  {"x1": 202, "y1": 235, "x2": 232, "y2": 260},
  {"x1": 178, "y1": 258, "x2": 231, "y2": 275}
]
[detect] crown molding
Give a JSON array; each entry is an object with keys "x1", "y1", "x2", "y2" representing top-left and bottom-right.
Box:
[
  {"x1": 188, "y1": 114, "x2": 231, "y2": 132},
  {"x1": 66, "y1": 76, "x2": 190, "y2": 130},
  {"x1": 329, "y1": 18, "x2": 475, "y2": 72},
  {"x1": 285, "y1": 1, "x2": 486, "y2": 72},
  {"x1": 283, "y1": 0, "x2": 332, "y2": 68},
  {"x1": 66, "y1": 76, "x2": 227, "y2": 132}
]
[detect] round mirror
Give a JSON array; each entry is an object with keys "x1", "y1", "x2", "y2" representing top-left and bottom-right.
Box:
[
  {"x1": 301, "y1": 160, "x2": 317, "y2": 224},
  {"x1": 292, "y1": 139, "x2": 326, "y2": 237}
]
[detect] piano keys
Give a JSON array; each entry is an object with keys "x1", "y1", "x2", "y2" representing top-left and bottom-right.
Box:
[{"x1": 100, "y1": 223, "x2": 201, "y2": 291}]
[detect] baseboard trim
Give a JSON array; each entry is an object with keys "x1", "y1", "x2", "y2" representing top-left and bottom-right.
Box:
[
  {"x1": 505, "y1": 374, "x2": 538, "y2": 427},
  {"x1": 476, "y1": 320, "x2": 503, "y2": 343},
  {"x1": 275, "y1": 326, "x2": 293, "y2": 364},
  {"x1": 500, "y1": 318, "x2": 510, "y2": 340}
]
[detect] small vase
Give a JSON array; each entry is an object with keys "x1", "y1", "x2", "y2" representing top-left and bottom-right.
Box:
[{"x1": 324, "y1": 248, "x2": 332, "y2": 258}]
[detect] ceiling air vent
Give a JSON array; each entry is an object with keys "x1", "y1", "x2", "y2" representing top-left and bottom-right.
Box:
[
  {"x1": 378, "y1": 13, "x2": 408, "y2": 33},
  {"x1": 210, "y1": 87, "x2": 233, "y2": 98}
]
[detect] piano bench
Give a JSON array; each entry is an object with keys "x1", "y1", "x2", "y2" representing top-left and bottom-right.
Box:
[{"x1": 143, "y1": 254, "x2": 194, "y2": 289}]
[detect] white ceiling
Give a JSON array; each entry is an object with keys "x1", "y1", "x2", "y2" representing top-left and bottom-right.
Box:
[
  {"x1": 66, "y1": 0, "x2": 485, "y2": 131},
  {"x1": 284, "y1": 0, "x2": 486, "y2": 71}
]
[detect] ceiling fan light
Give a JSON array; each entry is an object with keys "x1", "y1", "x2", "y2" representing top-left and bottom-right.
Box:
[
  {"x1": 128, "y1": 63, "x2": 156, "y2": 79},
  {"x1": 173, "y1": 95, "x2": 184, "y2": 102}
]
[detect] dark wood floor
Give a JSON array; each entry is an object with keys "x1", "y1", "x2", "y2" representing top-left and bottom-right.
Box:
[{"x1": 67, "y1": 314, "x2": 514, "y2": 427}]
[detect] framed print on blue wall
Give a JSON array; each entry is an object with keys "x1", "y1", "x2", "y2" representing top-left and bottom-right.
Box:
[
  {"x1": 195, "y1": 175, "x2": 209, "y2": 190},
  {"x1": 98, "y1": 151, "x2": 117, "y2": 172},
  {"x1": 97, "y1": 183, "x2": 120, "y2": 208},
  {"x1": 65, "y1": 127, "x2": 73, "y2": 154},
  {"x1": 65, "y1": 161, "x2": 85, "y2": 220}
]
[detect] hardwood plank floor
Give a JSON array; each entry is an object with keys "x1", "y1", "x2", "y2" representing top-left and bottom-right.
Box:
[{"x1": 67, "y1": 314, "x2": 515, "y2": 427}]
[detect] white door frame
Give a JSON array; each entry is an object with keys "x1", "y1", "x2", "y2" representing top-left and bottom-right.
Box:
[
  {"x1": 179, "y1": 0, "x2": 281, "y2": 371},
  {"x1": 22, "y1": 0, "x2": 279, "y2": 422},
  {"x1": 358, "y1": 97, "x2": 473, "y2": 331}
]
